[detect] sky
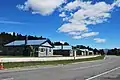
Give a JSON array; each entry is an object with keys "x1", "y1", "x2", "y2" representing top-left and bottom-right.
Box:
[{"x1": 0, "y1": 0, "x2": 120, "y2": 49}]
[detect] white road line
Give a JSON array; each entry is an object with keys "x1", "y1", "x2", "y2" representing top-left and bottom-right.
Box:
[
  {"x1": 68, "y1": 61, "x2": 115, "y2": 71},
  {"x1": 1, "y1": 78, "x2": 14, "y2": 80},
  {"x1": 86, "y1": 66, "x2": 120, "y2": 80},
  {"x1": 69, "y1": 64, "x2": 102, "y2": 70},
  {"x1": 71, "y1": 59, "x2": 102, "y2": 65}
]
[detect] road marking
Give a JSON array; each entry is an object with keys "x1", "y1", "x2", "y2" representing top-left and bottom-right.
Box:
[
  {"x1": 86, "y1": 66, "x2": 120, "y2": 80},
  {"x1": 68, "y1": 61, "x2": 115, "y2": 71},
  {"x1": 69, "y1": 64, "x2": 102, "y2": 70},
  {"x1": 1, "y1": 78, "x2": 14, "y2": 80},
  {"x1": 71, "y1": 59, "x2": 102, "y2": 65}
]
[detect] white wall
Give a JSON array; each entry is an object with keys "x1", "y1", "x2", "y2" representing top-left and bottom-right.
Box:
[
  {"x1": 38, "y1": 47, "x2": 46, "y2": 57},
  {"x1": 0, "y1": 55, "x2": 100, "y2": 63},
  {"x1": 38, "y1": 47, "x2": 53, "y2": 57},
  {"x1": 47, "y1": 48, "x2": 53, "y2": 56}
]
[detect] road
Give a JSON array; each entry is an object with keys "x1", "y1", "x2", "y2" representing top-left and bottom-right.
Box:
[{"x1": 0, "y1": 56, "x2": 120, "y2": 80}]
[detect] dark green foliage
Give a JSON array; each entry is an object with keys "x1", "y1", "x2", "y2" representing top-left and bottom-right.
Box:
[
  {"x1": 108, "y1": 48, "x2": 120, "y2": 55},
  {"x1": 64, "y1": 42, "x2": 69, "y2": 45},
  {"x1": 0, "y1": 32, "x2": 46, "y2": 46},
  {"x1": 72, "y1": 45, "x2": 94, "y2": 50}
]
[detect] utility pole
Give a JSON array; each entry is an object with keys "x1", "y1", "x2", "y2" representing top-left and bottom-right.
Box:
[{"x1": 73, "y1": 49, "x2": 76, "y2": 60}]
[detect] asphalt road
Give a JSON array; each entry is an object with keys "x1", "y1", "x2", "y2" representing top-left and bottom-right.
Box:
[{"x1": 0, "y1": 56, "x2": 120, "y2": 80}]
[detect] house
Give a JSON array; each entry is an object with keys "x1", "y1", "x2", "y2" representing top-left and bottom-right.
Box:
[
  {"x1": 53, "y1": 45, "x2": 74, "y2": 56},
  {"x1": 71, "y1": 49, "x2": 94, "y2": 56},
  {"x1": 53, "y1": 45, "x2": 94, "y2": 56},
  {"x1": 4, "y1": 39, "x2": 54, "y2": 57},
  {"x1": 79, "y1": 49, "x2": 94, "y2": 56}
]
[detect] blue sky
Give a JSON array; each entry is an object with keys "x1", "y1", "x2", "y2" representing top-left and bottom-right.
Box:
[{"x1": 0, "y1": 0, "x2": 120, "y2": 49}]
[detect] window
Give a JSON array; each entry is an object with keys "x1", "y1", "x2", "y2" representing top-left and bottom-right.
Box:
[{"x1": 40, "y1": 48, "x2": 45, "y2": 52}]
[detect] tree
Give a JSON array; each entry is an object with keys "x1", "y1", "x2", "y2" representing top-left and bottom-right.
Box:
[
  {"x1": 54, "y1": 42, "x2": 63, "y2": 49},
  {"x1": 13, "y1": 32, "x2": 16, "y2": 37},
  {"x1": 64, "y1": 42, "x2": 69, "y2": 45},
  {"x1": 107, "y1": 48, "x2": 120, "y2": 55},
  {"x1": 93, "y1": 48, "x2": 99, "y2": 55},
  {"x1": 72, "y1": 45, "x2": 93, "y2": 50},
  {"x1": 99, "y1": 49, "x2": 104, "y2": 55},
  {"x1": 86, "y1": 46, "x2": 93, "y2": 50},
  {"x1": 29, "y1": 45, "x2": 35, "y2": 57},
  {"x1": 75, "y1": 45, "x2": 87, "y2": 49}
]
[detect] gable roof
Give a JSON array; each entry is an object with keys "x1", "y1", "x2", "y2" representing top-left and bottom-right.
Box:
[
  {"x1": 42, "y1": 42, "x2": 52, "y2": 47},
  {"x1": 5, "y1": 39, "x2": 53, "y2": 47}
]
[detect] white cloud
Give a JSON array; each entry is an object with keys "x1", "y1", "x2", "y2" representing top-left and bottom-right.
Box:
[
  {"x1": 72, "y1": 35, "x2": 82, "y2": 39},
  {"x1": 0, "y1": 20, "x2": 25, "y2": 24},
  {"x1": 81, "y1": 32, "x2": 99, "y2": 38},
  {"x1": 72, "y1": 32, "x2": 99, "y2": 39},
  {"x1": 17, "y1": 0, "x2": 65, "y2": 16},
  {"x1": 58, "y1": 23, "x2": 88, "y2": 33},
  {"x1": 8, "y1": 32, "x2": 14, "y2": 35},
  {"x1": 64, "y1": 0, "x2": 80, "y2": 11},
  {"x1": 59, "y1": 12, "x2": 66, "y2": 17},
  {"x1": 94, "y1": 38, "x2": 106, "y2": 43},
  {"x1": 58, "y1": 0, "x2": 120, "y2": 39},
  {"x1": 112, "y1": 0, "x2": 120, "y2": 7},
  {"x1": 65, "y1": 1, "x2": 112, "y2": 25},
  {"x1": 17, "y1": 0, "x2": 120, "y2": 39},
  {"x1": 16, "y1": 2, "x2": 29, "y2": 11},
  {"x1": 68, "y1": 31, "x2": 81, "y2": 36},
  {"x1": 60, "y1": 41, "x2": 65, "y2": 44},
  {"x1": 7, "y1": 32, "x2": 17, "y2": 35}
]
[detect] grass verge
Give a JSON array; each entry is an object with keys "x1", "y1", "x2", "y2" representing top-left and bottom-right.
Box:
[
  {"x1": 0, "y1": 56, "x2": 29, "y2": 58},
  {"x1": 3, "y1": 55, "x2": 104, "y2": 69}
]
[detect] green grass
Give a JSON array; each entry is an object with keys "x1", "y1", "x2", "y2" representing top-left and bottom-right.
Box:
[
  {"x1": 3, "y1": 55, "x2": 104, "y2": 69},
  {"x1": 0, "y1": 56, "x2": 29, "y2": 58},
  {"x1": 116, "y1": 54, "x2": 120, "y2": 56}
]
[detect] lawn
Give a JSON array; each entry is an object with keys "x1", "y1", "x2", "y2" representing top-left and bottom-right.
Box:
[
  {"x1": 3, "y1": 55, "x2": 104, "y2": 69},
  {"x1": 0, "y1": 56, "x2": 30, "y2": 58}
]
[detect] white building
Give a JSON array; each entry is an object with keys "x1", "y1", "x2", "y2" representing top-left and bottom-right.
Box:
[
  {"x1": 53, "y1": 46, "x2": 94, "y2": 56},
  {"x1": 79, "y1": 49, "x2": 94, "y2": 56},
  {"x1": 5, "y1": 39, "x2": 54, "y2": 57},
  {"x1": 53, "y1": 46, "x2": 74, "y2": 56}
]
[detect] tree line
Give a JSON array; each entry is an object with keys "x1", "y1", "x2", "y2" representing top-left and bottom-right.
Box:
[
  {"x1": 0, "y1": 32, "x2": 46, "y2": 46},
  {"x1": 107, "y1": 48, "x2": 120, "y2": 55}
]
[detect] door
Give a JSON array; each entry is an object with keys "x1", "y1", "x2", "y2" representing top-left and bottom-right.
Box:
[{"x1": 46, "y1": 48, "x2": 48, "y2": 56}]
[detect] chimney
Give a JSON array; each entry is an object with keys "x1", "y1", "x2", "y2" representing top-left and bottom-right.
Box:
[{"x1": 25, "y1": 35, "x2": 28, "y2": 46}]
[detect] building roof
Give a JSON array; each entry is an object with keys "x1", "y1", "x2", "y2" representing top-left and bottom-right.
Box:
[
  {"x1": 54, "y1": 46, "x2": 72, "y2": 50},
  {"x1": 5, "y1": 39, "x2": 53, "y2": 47},
  {"x1": 74, "y1": 49, "x2": 89, "y2": 51},
  {"x1": 79, "y1": 49, "x2": 89, "y2": 51},
  {"x1": 6, "y1": 40, "x2": 25, "y2": 46}
]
